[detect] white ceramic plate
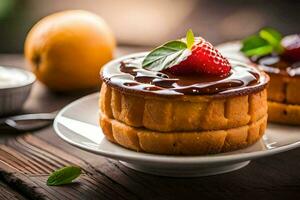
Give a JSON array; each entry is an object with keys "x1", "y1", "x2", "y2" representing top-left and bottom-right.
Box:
[{"x1": 54, "y1": 93, "x2": 300, "y2": 177}]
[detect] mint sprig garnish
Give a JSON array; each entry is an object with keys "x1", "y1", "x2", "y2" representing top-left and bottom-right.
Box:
[
  {"x1": 241, "y1": 27, "x2": 284, "y2": 57},
  {"x1": 241, "y1": 35, "x2": 273, "y2": 56},
  {"x1": 259, "y1": 28, "x2": 283, "y2": 53},
  {"x1": 47, "y1": 166, "x2": 81, "y2": 186},
  {"x1": 186, "y1": 29, "x2": 195, "y2": 49},
  {"x1": 142, "y1": 29, "x2": 194, "y2": 71}
]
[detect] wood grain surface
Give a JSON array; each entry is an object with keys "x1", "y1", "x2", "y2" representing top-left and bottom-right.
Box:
[
  {"x1": 0, "y1": 50, "x2": 300, "y2": 200},
  {"x1": 0, "y1": 181, "x2": 28, "y2": 200}
]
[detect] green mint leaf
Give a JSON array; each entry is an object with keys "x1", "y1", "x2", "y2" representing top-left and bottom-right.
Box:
[
  {"x1": 186, "y1": 29, "x2": 195, "y2": 49},
  {"x1": 47, "y1": 166, "x2": 81, "y2": 186},
  {"x1": 259, "y1": 28, "x2": 282, "y2": 46},
  {"x1": 241, "y1": 27, "x2": 285, "y2": 57},
  {"x1": 142, "y1": 40, "x2": 191, "y2": 71},
  {"x1": 241, "y1": 35, "x2": 273, "y2": 56},
  {"x1": 259, "y1": 27, "x2": 283, "y2": 53},
  {"x1": 241, "y1": 35, "x2": 269, "y2": 51},
  {"x1": 243, "y1": 45, "x2": 273, "y2": 57}
]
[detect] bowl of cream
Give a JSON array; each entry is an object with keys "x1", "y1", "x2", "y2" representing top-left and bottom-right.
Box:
[{"x1": 0, "y1": 66, "x2": 35, "y2": 116}]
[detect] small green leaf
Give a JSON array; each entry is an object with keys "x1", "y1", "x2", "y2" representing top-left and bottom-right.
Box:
[
  {"x1": 259, "y1": 28, "x2": 282, "y2": 46},
  {"x1": 243, "y1": 45, "x2": 273, "y2": 57},
  {"x1": 47, "y1": 166, "x2": 81, "y2": 186},
  {"x1": 186, "y1": 29, "x2": 195, "y2": 49},
  {"x1": 259, "y1": 27, "x2": 283, "y2": 53},
  {"x1": 241, "y1": 27, "x2": 285, "y2": 57},
  {"x1": 142, "y1": 40, "x2": 191, "y2": 71},
  {"x1": 241, "y1": 35, "x2": 269, "y2": 51},
  {"x1": 241, "y1": 35, "x2": 273, "y2": 56}
]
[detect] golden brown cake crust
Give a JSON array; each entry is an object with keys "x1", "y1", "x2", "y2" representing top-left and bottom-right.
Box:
[
  {"x1": 267, "y1": 73, "x2": 300, "y2": 104},
  {"x1": 100, "y1": 113, "x2": 267, "y2": 155},
  {"x1": 268, "y1": 101, "x2": 300, "y2": 125},
  {"x1": 99, "y1": 83, "x2": 268, "y2": 132},
  {"x1": 266, "y1": 74, "x2": 300, "y2": 125}
]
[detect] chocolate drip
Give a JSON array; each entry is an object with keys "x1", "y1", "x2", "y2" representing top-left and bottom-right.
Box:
[
  {"x1": 101, "y1": 54, "x2": 269, "y2": 97},
  {"x1": 251, "y1": 54, "x2": 300, "y2": 77}
]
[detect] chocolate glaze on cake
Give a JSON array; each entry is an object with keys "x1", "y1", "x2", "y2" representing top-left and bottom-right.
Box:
[
  {"x1": 251, "y1": 54, "x2": 300, "y2": 77},
  {"x1": 101, "y1": 53, "x2": 269, "y2": 97}
]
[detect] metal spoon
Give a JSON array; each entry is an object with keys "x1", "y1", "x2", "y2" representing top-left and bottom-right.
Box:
[{"x1": 0, "y1": 112, "x2": 57, "y2": 132}]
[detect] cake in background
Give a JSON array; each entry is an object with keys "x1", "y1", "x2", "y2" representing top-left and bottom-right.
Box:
[{"x1": 218, "y1": 28, "x2": 300, "y2": 125}]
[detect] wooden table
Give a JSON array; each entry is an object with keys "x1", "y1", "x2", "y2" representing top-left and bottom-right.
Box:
[{"x1": 0, "y1": 49, "x2": 300, "y2": 200}]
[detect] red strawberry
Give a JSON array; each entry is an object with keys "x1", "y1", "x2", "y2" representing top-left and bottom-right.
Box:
[
  {"x1": 282, "y1": 34, "x2": 300, "y2": 62},
  {"x1": 167, "y1": 37, "x2": 231, "y2": 76}
]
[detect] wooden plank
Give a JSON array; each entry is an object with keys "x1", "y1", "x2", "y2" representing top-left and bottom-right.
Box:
[
  {"x1": 0, "y1": 180, "x2": 28, "y2": 200},
  {"x1": 0, "y1": 134, "x2": 140, "y2": 200},
  {"x1": 38, "y1": 129, "x2": 300, "y2": 200},
  {"x1": 35, "y1": 129, "x2": 160, "y2": 199},
  {"x1": 2, "y1": 131, "x2": 300, "y2": 199}
]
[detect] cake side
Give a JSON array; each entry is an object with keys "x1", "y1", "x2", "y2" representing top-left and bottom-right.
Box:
[
  {"x1": 267, "y1": 74, "x2": 300, "y2": 104},
  {"x1": 100, "y1": 82, "x2": 268, "y2": 132},
  {"x1": 99, "y1": 112, "x2": 267, "y2": 155}
]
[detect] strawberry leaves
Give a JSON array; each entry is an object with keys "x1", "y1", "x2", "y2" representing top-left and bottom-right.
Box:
[
  {"x1": 241, "y1": 27, "x2": 284, "y2": 57},
  {"x1": 186, "y1": 29, "x2": 195, "y2": 49},
  {"x1": 142, "y1": 30, "x2": 194, "y2": 71}
]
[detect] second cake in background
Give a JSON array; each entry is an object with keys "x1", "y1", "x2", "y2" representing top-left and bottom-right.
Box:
[{"x1": 217, "y1": 28, "x2": 300, "y2": 125}]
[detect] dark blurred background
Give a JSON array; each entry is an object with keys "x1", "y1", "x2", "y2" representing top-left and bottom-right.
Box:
[{"x1": 0, "y1": 0, "x2": 299, "y2": 53}]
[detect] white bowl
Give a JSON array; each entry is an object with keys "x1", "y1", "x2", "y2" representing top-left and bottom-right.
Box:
[
  {"x1": 54, "y1": 93, "x2": 300, "y2": 177},
  {"x1": 0, "y1": 66, "x2": 35, "y2": 116}
]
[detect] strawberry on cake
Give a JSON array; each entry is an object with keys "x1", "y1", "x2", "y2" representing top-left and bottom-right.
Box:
[{"x1": 99, "y1": 30, "x2": 269, "y2": 155}]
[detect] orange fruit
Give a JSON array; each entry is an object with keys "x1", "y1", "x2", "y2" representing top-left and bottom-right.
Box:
[{"x1": 24, "y1": 10, "x2": 116, "y2": 91}]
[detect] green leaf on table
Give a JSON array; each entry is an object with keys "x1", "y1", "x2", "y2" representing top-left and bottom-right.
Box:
[
  {"x1": 241, "y1": 35, "x2": 273, "y2": 56},
  {"x1": 186, "y1": 29, "x2": 195, "y2": 49},
  {"x1": 142, "y1": 40, "x2": 191, "y2": 71},
  {"x1": 259, "y1": 27, "x2": 283, "y2": 53},
  {"x1": 47, "y1": 166, "x2": 81, "y2": 186}
]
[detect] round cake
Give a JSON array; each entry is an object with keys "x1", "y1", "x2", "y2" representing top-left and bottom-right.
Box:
[
  {"x1": 217, "y1": 32, "x2": 300, "y2": 125},
  {"x1": 99, "y1": 52, "x2": 269, "y2": 155},
  {"x1": 251, "y1": 52, "x2": 300, "y2": 125}
]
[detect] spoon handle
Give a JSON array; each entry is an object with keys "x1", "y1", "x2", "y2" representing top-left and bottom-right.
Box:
[
  {"x1": 0, "y1": 112, "x2": 57, "y2": 132},
  {"x1": 7, "y1": 113, "x2": 56, "y2": 121}
]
